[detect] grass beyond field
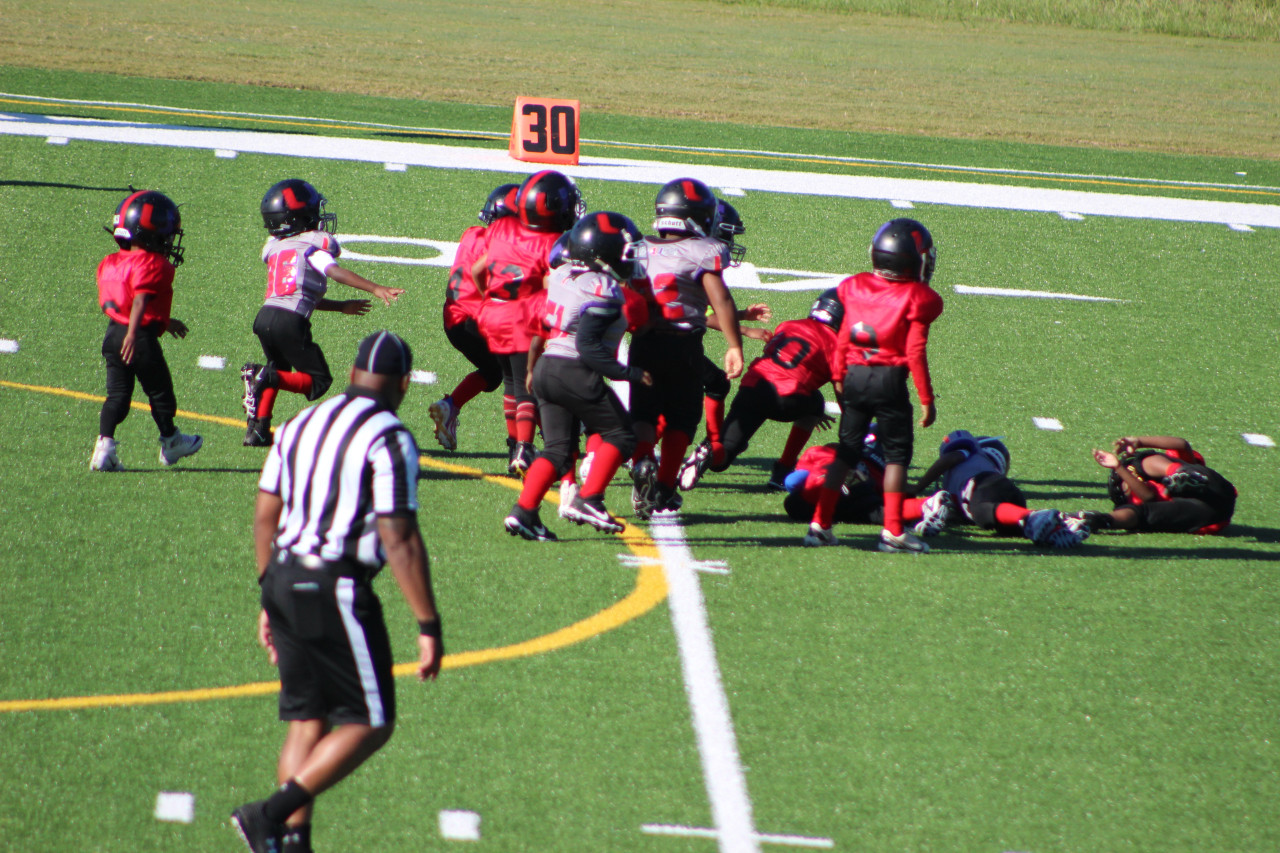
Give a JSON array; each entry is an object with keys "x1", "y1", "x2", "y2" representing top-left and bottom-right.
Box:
[{"x1": 0, "y1": 70, "x2": 1278, "y2": 853}]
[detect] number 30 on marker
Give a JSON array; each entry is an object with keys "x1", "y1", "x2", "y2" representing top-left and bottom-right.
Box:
[{"x1": 509, "y1": 97, "x2": 580, "y2": 166}]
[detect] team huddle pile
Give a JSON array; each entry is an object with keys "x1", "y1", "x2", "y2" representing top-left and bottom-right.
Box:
[{"x1": 91, "y1": 173, "x2": 1238, "y2": 553}]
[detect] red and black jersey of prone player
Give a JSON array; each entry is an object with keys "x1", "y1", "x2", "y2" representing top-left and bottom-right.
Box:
[{"x1": 740, "y1": 317, "x2": 839, "y2": 397}]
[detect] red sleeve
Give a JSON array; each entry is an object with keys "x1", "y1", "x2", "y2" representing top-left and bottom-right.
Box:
[{"x1": 905, "y1": 321, "x2": 933, "y2": 407}]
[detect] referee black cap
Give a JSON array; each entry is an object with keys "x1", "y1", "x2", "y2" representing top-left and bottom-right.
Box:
[{"x1": 354, "y1": 330, "x2": 413, "y2": 376}]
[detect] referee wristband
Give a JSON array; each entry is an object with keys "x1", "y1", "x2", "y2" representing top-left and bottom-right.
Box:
[{"x1": 418, "y1": 618, "x2": 443, "y2": 639}]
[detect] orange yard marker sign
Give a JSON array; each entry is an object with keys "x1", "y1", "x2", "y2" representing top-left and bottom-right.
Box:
[{"x1": 509, "y1": 97, "x2": 580, "y2": 165}]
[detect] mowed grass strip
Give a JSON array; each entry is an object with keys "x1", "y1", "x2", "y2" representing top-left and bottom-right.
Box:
[{"x1": 1, "y1": 0, "x2": 1279, "y2": 158}]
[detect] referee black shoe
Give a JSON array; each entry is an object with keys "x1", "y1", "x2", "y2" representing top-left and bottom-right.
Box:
[
  {"x1": 504, "y1": 504, "x2": 557, "y2": 541},
  {"x1": 231, "y1": 799, "x2": 283, "y2": 853}
]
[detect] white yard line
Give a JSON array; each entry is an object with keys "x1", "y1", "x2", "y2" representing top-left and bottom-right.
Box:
[
  {"x1": 3, "y1": 113, "x2": 1278, "y2": 229},
  {"x1": 648, "y1": 514, "x2": 760, "y2": 853}
]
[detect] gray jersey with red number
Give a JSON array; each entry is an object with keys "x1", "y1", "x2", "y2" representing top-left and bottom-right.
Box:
[
  {"x1": 640, "y1": 235, "x2": 729, "y2": 331},
  {"x1": 542, "y1": 266, "x2": 628, "y2": 362},
  {"x1": 261, "y1": 230, "x2": 342, "y2": 316}
]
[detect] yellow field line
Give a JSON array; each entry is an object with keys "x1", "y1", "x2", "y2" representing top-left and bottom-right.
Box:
[{"x1": 0, "y1": 379, "x2": 669, "y2": 713}]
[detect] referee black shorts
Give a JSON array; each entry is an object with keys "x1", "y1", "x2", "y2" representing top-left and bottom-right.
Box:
[
  {"x1": 252, "y1": 305, "x2": 333, "y2": 400},
  {"x1": 261, "y1": 554, "x2": 395, "y2": 728}
]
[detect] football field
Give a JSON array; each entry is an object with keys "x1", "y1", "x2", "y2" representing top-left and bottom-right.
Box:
[{"x1": 1, "y1": 66, "x2": 1278, "y2": 853}]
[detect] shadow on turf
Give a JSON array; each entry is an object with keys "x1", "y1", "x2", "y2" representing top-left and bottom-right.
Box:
[{"x1": 0, "y1": 179, "x2": 133, "y2": 193}]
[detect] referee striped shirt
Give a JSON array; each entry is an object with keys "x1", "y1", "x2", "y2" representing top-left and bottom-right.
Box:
[{"x1": 259, "y1": 387, "x2": 420, "y2": 575}]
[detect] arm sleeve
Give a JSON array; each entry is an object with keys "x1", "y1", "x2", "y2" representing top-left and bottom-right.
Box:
[
  {"x1": 307, "y1": 249, "x2": 337, "y2": 276},
  {"x1": 905, "y1": 320, "x2": 934, "y2": 407},
  {"x1": 578, "y1": 306, "x2": 644, "y2": 383}
]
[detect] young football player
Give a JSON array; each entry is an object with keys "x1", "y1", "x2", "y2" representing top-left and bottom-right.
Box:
[
  {"x1": 679, "y1": 288, "x2": 842, "y2": 493},
  {"x1": 242, "y1": 179, "x2": 404, "y2": 446},
  {"x1": 805, "y1": 218, "x2": 943, "y2": 552},
  {"x1": 910, "y1": 430, "x2": 1090, "y2": 548},
  {"x1": 503, "y1": 212, "x2": 652, "y2": 541},
  {"x1": 427, "y1": 184, "x2": 518, "y2": 451},
  {"x1": 473, "y1": 170, "x2": 583, "y2": 475},
  {"x1": 1075, "y1": 435, "x2": 1236, "y2": 534},
  {"x1": 91, "y1": 190, "x2": 203, "y2": 471},
  {"x1": 629, "y1": 177, "x2": 744, "y2": 518}
]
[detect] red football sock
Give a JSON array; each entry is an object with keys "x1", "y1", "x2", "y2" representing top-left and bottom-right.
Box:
[
  {"x1": 276, "y1": 371, "x2": 312, "y2": 396},
  {"x1": 585, "y1": 433, "x2": 603, "y2": 455},
  {"x1": 813, "y1": 485, "x2": 839, "y2": 529},
  {"x1": 257, "y1": 386, "x2": 278, "y2": 419},
  {"x1": 903, "y1": 497, "x2": 924, "y2": 522},
  {"x1": 703, "y1": 397, "x2": 724, "y2": 446},
  {"x1": 778, "y1": 424, "x2": 812, "y2": 469},
  {"x1": 632, "y1": 439, "x2": 656, "y2": 466},
  {"x1": 515, "y1": 401, "x2": 537, "y2": 443},
  {"x1": 583, "y1": 441, "x2": 625, "y2": 497},
  {"x1": 995, "y1": 503, "x2": 1030, "y2": 527},
  {"x1": 517, "y1": 458, "x2": 558, "y2": 510},
  {"x1": 657, "y1": 430, "x2": 691, "y2": 488},
  {"x1": 451, "y1": 371, "x2": 489, "y2": 409},
  {"x1": 502, "y1": 395, "x2": 517, "y2": 441},
  {"x1": 883, "y1": 491, "x2": 905, "y2": 536}
]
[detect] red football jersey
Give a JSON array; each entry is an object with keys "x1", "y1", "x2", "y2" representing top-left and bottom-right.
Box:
[
  {"x1": 477, "y1": 215, "x2": 558, "y2": 302},
  {"x1": 833, "y1": 271, "x2": 944, "y2": 405},
  {"x1": 443, "y1": 225, "x2": 487, "y2": 328},
  {"x1": 741, "y1": 318, "x2": 839, "y2": 397},
  {"x1": 97, "y1": 248, "x2": 175, "y2": 330}
]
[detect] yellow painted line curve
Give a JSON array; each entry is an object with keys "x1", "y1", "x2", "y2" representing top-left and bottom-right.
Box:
[{"x1": 0, "y1": 379, "x2": 669, "y2": 713}]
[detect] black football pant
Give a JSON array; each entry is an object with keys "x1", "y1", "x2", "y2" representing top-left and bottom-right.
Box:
[{"x1": 100, "y1": 320, "x2": 177, "y2": 438}]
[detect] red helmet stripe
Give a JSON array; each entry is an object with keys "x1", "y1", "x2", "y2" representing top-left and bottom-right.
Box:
[
  {"x1": 681, "y1": 180, "x2": 704, "y2": 201},
  {"x1": 282, "y1": 186, "x2": 309, "y2": 210},
  {"x1": 115, "y1": 190, "x2": 148, "y2": 228},
  {"x1": 137, "y1": 202, "x2": 157, "y2": 231},
  {"x1": 596, "y1": 212, "x2": 621, "y2": 234}
]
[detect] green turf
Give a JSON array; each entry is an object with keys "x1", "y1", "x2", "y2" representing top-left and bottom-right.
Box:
[{"x1": 0, "y1": 70, "x2": 1278, "y2": 853}]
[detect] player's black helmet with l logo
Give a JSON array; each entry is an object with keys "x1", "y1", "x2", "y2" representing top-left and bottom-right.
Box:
[
  {"x1": 870, "y1": 218, "x2": 936, "y2": 283},
  {"x1": 654, "y1": 178, "x2": 718, "y2": 237},
  {"x1": 515, "y1": 170, "x2": 584, "y2": 233},
  {"x1": 261, "y1": 179, "x2": 337, "y2": 238},
  {"x1": 567, "y1": 211, "x2": 647, "y2": 281},
  {"x1": 110, "y1": 190, "x2": 185, "y2": 266},
  {"x1": 479, "y1": 183, "x2": 519, "y2": 225}
]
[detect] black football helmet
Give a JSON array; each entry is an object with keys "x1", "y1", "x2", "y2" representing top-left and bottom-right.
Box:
[
  {"x1": 567, "y1": 211, "x2": 648, "y2": 281},
  {"x1": 654, "y1": 178, "x2": 718, "y2": 236},
  {"x1": 807, "y1": 287, "x2": 843, "y2": 329},
  {"x1": 713, "y1": 200, "x2": 747, "y2": 265},
  {"x1": 869, "y1": 218, "x2": 936, "y2": 283},
  {"x1": 515, "y1": 170, "x2": 584, "y2": 233},
  {"x1": 478, "y1": 183, "x2": 519, "y2": 225},
  {"x1": 261, "y1": 179, "x2": 336, "y2": 238},
  {"x1": 548, "y1": 231, "x2": 571, "y2": 269},
  {"x1": 110, "y1": 190, "x2": 184, "y2": 266}
]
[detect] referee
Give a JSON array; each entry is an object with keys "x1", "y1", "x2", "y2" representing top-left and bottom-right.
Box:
[{"x1": 232, "y1": 330, "x2": 443, "y2": 853}]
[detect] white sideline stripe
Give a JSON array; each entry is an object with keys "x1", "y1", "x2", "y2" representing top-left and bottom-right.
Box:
[
  {"x1": 1059, "y1": 211, "x2": 1085, "y2": 220},
  {"x1": 649, "y1": 515, "x2": 760, "y2": 853},
  {"x1": 46, "y1": 135, "x2": 68, "y2": 145},
  {"x1": 3, "y1": 114, "x2": 1279, "y2": 229},
  {"x1": 1242, "y1": 433, "x2": 1275, "y2": 448},
  {"x1": 214, "y1": 149, "x2": 237, "y2": 158},
  {"x1": 385, "y1": 162, "x2": 407, "y2": 171},
  {"x1": 153, "y1": 791, "x2": 195, "y2": 823},
  {"x1": 642, "y1": 824, "x2": 834, "y2": 849},
  {"x1": 891, "y1": 199, "x2": 914, "y2": 208},
  {"x1": 1229, "y1": 223, "x2": 1254, "y2": 232},
  {"x1": 196, "y1": 355, "x2": 225, "y2": 370},
  {"x1": 410, "y1": 370, "x2": 437, "y2": 384},
  {"x1": 9, "y1": 92, "x2": 1277, "y2": 193},
  {"x1": 1033, "y1": 417, "x2": 1065, "y2": 431},
  {"x1": 0, "y1": 339, "x2": 19, "y2": 353}
]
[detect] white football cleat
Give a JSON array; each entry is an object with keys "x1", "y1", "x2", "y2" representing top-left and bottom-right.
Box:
[
  {"x1": 913, "y1": 490, "x2": 955, "y2": 537},
  {"x1": 878, "y1": 529, "x2": 929, "y2": 553},
  {"x1": 428, "y1": 396, "x2": 459, "y2": 451},
  {"x1": 802, "y1": 524, "x2": 838, "y2": 547},
  {"x1": 1022, "y1": 508, "x2": 1066, "y2": 546},
  {"x1": 158, "y1": 431, "x2": 203, "y2": 466},
  {"x1": 90, "y1": 436, "x2": 123, "y2": 472}
]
